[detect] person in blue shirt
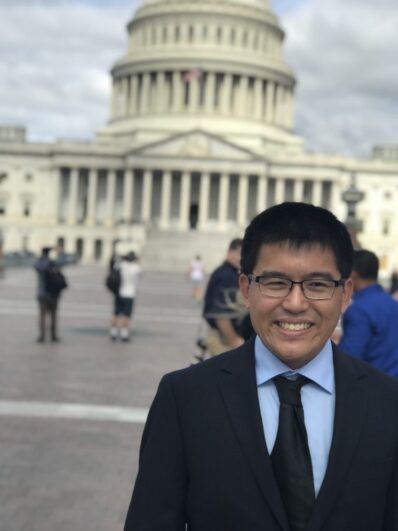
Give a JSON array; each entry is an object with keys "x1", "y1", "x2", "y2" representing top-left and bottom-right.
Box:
[{"x1": 339, "y1": 249, "x2": 398, "y2": 377}]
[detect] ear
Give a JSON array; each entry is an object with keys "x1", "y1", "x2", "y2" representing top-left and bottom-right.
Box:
[
  {"x1": 239, "y1": 274, "x2": 250, "y2": 309},
  {"x1": 341, "y1": 277, "x2": 353, "y2": 312}
]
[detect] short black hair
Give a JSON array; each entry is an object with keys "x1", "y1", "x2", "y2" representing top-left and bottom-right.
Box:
[
  {"x1": 353, "y1": 249, "x2": 379, "y2": 280},
  {"x1": 228, "y1": 238, "x2": 243, "y2": 251},
  {"x1": 241, "y1": 202, "x2": 353, "y2": 278}
]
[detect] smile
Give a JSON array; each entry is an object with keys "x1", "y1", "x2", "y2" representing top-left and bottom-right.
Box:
[{"x1": 277, "y1": 322, "x2": 312, "y2": 331}]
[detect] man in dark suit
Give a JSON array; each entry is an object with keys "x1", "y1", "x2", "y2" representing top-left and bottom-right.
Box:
[{"x1": 125, "y1": 202, "x2": 398, "y2": 531}]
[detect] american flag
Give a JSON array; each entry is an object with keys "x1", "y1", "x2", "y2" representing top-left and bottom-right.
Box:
[{"x1": 183, "y1": 69, "x2": 203, "y2": 83}]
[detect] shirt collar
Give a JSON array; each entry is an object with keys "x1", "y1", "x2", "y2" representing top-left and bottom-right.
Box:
[
  {"x1": 353, "y1": 283, "x2": 382, "y2": 300},
  {"x1": 254, "y1": 335, "x2": 335, "y2": 394}
]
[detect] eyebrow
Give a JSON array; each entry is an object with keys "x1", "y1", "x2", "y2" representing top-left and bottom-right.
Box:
[{"x1": 256, "y1": 271, "x2": 337, "y2": 280}]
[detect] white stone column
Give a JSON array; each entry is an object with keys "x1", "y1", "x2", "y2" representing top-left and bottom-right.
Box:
[
  {"x1": 105, "y1": 170, "x2": 116, "y2": 227},
  {"x1": 172, "y1": 71, "x2": 183, "y2": 112},
  {"x1": 67, "y1": 168, "x2": 79, "y2": 225},
  {"x1": 188, "y1": 77, "x2": 200, "y2": 113},
  {"x1": 51, "y1": 167, "x2": 61, "y2": 223},
  {"x1": 218, "y1": 172, "x2": 230, "y2": 229},
  {"x1": 221, "y1": 74, "x2": 233, "y2": 115},
  {"x1": 142, "y1": 170, "x2": 153, "y2": 223},
  {"x1": 254, "y1": 78, "x2": 263, "y2": 119},
  {"x1": 257, "y1": 174, "x2": 267, "y2": 213},
  {"x1": 265, "y1": 81, "x2": 275, "y2": 123},
  {"x1": 179, "y1": 171, "x2": 191, "y2": 230},
  {"x1": 198, "y1": 172, "x2": 210, "y2": 229},
  {"x1": 237, "y1": 174, "x2": 249, "y2": 227},
  {"x1": 330, "y1": 180, "x2": 342, "y2": 217},
  {"x1": 204, "y1": 72, "x2": 216, "y2": 113},
  {"x1": 122, "y1": 77, "x2": 129, "y2": 116},
  {"x1": 274, "y1": 84, "x2": 283, "y2": 125},
  {"x1": 293, "y1": 179, "x2": 304, "y2": 202},
  {"x1": 156, "y1": 72, "x2": 166, "y2": 113},
  {"x1": 275, "y1": 177, "x2": 285, "y2": 204},
  {"x1": 287, "y1": 90, "x2": 294, "y2": 129},
  {"x1": 313, "y1": 180, "x2": 322, "y2": 206},
  {"x1": 140, "y1": 73, "x2": 151, "y2": 113},
  {"x1": 123, "y1": 169, "x2": 134, "y2": 222},
  {"x1": 160, "y1": 170, "x2": 172, "y2": 229},
  {"x1": 86, "y1": 169, "x2": 98, "y2": 226},
  {"x1": 129, "y1": 75, "x2": 138, "y2": 115},
  {"x1": 238, "y1": 76, "x2": 249, "y2": 117}
]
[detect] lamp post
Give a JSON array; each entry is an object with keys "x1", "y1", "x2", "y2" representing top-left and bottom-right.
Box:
[{"x1": 341, "y1": 172, "x2": 365, "y2": 249}]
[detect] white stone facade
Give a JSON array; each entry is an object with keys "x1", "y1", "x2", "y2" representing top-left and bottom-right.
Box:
[{"x1": 0, "y1": 0, "x2": 398, "y2": 273}]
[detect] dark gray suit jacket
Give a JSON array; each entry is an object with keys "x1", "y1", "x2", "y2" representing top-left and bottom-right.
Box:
[{"x1": 125, "y1": 339, "x2": 398, "y2": 530}]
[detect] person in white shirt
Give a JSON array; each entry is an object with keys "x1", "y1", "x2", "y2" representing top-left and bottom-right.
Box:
[
  {"x1": 188, "y1": 255, "x2": 205, "y2": 302},
  {"x1": 110, "y1": 251, "x2": 141, "y2": 342}
]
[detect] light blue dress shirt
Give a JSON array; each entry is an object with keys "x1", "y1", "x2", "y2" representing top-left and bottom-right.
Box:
[{"x1": 255, "y1": 335, "x2": 335, "y2": 496}]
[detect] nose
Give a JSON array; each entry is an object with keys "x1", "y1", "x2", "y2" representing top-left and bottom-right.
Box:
[{"x1": 281, "y1": 283, "x2": 309, "y2": 312}]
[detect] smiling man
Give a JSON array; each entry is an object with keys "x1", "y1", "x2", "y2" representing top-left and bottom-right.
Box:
[{"x1": 125, "y1": 202, "x2": 398, "y2": 531}]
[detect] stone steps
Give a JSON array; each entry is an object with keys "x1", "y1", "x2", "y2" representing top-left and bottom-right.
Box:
[{"x1": 141, "y1": 229, "x2": 240, "y2": 272}]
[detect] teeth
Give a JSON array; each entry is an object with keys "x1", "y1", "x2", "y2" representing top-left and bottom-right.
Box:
[{"x1": 279, "y1": 322, "x2": 311, "y2": 331}]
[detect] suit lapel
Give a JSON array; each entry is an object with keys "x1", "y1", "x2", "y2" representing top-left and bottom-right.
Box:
[
  {"x1": 307, "y1": 346, "x2": 369, "y2": 531},
  {"x1": 219, "y1": 340, "x2": 290, "y2": 531}
]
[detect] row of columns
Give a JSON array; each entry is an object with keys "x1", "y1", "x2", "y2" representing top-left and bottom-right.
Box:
[
  {"x1": 130, "y1": 21, "x2": 281, "y2": 57},
  {"x1": 112, "y1": 72, "x2": 293, "y2": 128},
  {"x1": 59, "y1": 168, "x2": 336, "y2": 231}
]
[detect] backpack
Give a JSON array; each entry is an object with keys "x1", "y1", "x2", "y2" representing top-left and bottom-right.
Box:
[
  {"x1": 45, "y1": 264, "x2": 68, "y2": 298},
  {"x1": 105, "y1": 268, "x2": 121, "y2": 295}
]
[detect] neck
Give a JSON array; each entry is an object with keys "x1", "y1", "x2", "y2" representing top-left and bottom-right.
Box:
[{"x1": 355, "y1": 279, "x2": 377, "y2": 292}]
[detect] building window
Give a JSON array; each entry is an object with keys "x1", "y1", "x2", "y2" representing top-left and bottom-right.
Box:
[
  {"x1": 23, "y1": 202, "x2": 31, "y2": 217},
  {"x1": 383, "y1": 219, "x2": 390, "y2": 236},
  {"x1": 25, "y1": 173, "x2": 33, "y2": 182}
]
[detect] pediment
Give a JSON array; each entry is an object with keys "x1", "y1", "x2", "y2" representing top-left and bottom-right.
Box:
[{"x1": 130, "y1": 130, "x2": 258, "y2": 161}]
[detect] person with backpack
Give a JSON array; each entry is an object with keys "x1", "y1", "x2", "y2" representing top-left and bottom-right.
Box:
[
  {"x1": 34, "y1": 246, "x2": 68, "y2": 342},
  {"x1": 108, "y1": 251, "x2": 141, "y2": 342}
]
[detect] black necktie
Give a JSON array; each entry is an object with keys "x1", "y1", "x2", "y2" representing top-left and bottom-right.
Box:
[{"x1": 271, "y1": 375, "x2": 315, "y2": 531}]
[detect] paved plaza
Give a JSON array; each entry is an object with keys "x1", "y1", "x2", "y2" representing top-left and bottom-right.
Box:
[{"x1": 0, "y1": 264, "x2": 202, "y2": 530}]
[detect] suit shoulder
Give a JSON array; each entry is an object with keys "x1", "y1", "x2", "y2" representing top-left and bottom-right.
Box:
[
  {"x1": 162, "y1": 343, "x2": 252, "y2": 388},
  {"x1": 336, "y1": 347, "x2": 398, "y2": 397}
]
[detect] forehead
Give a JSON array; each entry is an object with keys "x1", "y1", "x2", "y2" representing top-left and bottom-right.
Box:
[{"x1": 254, "y1": 242, "x2": 339, "y2": 274}]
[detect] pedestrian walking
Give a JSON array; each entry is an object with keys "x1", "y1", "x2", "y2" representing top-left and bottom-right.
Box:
[
  {"x1": 34, "y1": 246, "x2": 67, "y2": 342},
  {"x1": 109, "y1": 252, "x2": 141, "y2": 342},
  {"x1": 188, "y1": 254, "x2": 205, "y2": 302},
  {"x1": 202, "y1": 238, "x2": 245, "y2": 356},
  {"x1": 339, "y1": 249, "x2": 398, "y2": 377}
]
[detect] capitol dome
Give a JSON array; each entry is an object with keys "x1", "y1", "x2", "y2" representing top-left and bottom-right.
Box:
[{"x1": 98, "y1": 0, "x2": 302, "y2": 153}]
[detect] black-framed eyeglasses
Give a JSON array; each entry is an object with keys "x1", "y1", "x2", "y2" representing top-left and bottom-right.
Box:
[{"x1": 247, "y1": 275, "x2": 347, "y2": 300}]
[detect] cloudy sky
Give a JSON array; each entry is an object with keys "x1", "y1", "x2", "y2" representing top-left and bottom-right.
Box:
[{"x1": 0, "y1": 0, "x2": 397, "y2": 157}]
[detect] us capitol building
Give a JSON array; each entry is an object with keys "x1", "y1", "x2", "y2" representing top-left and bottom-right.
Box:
[{"x1": 1, "y1": 0, "x2": 398, "y2": 271}]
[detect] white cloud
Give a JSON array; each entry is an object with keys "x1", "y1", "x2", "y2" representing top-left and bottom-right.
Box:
[
  {"x1": 280, "y1": 0, "x2": 398, "y2": 155},
  {"x1": 0, "y1": 0, "x2": 397, "y2": 157},
  {"x1": 0, "y1": 0, "x2": 137, "y2": 141}
]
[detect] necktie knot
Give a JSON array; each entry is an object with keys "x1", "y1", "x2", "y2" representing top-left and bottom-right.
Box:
[{"x1": 274, "y1": 375, "x2": 310, "y2": 407}]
